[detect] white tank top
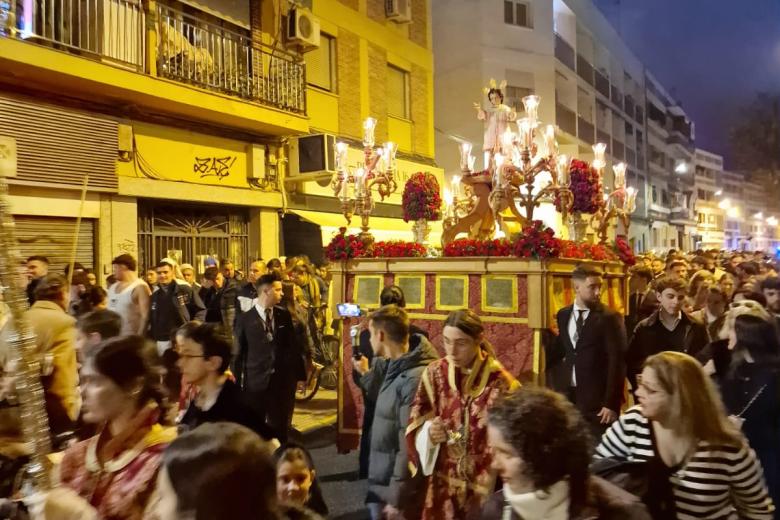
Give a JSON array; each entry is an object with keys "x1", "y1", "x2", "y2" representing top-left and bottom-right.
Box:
[{"x1": 107, "y1": 278, "x2": 146, "y2": 335}]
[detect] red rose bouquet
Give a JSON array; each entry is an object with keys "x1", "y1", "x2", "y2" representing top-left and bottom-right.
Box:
[
  {"x1": 614, "y1": 236, "x2": 636, "y2": 265},
  {"x1": 324, "y1": 227, "x2": 367, "y2": 261},
  {"x1": 372, "y1": 241, "x2": 427, "y2": 258},
  {"x1": 555, "y1": 159, "x2": 603, "y2": 214},
  {"x1": 513, "y1": 221, "x2": 561, "y2": 259},
  {"x1": 402, "y1": 172, "x2": 443, "y2": 222}
]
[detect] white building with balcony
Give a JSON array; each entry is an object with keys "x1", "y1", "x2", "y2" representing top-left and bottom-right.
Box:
[{"x1": 693, "y1": 149, "x2": 726, "y2": 249}]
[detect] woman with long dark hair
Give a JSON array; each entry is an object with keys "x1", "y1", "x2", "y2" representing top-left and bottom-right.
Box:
[
  {"x1": 59, "y1": 336, "x2": 175, "y2": 520},
  {"x1": 405, "y1": 309, "x2": 519, "y2": 519},
  {"x1": 717, "y1": 314, "x2": 780, "y2": 506},
  {"x1": 480, "y1": 386, "x2": 649, "y2": 519}
]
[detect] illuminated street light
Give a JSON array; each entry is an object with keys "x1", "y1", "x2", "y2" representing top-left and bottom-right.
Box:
[
  {"x1": 718, "y1": 198, "x2": 731, "y2": 210},
  {"x1": 754, "y1": 212, "x2": 764, "y2": 220},
  {"x1": 767, "y1": 216, "x2": 779, "y2": 227},
  {"x1": 675, "y1": 162, "x2": 688, "y2": 174},
  {"x1": 714, "y1": 189, "x2": 722, "y2": 196},
  {"x1": 727, "y1": 206, "x2": 740, "y2": 219}
]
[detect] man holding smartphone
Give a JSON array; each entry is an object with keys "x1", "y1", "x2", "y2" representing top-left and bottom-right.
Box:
[
  {"x1": 357, "y1": 305, "x2": 437, "y2": 519},
  {"x1": 351, "y1": 285, "x2": 429, "y2": 479}
]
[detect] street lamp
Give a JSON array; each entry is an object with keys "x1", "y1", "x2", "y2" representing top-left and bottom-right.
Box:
[
  {"x1": 674, "y1": 162, "x2": 688, "y2": 174},
  {"x1": 714, "y1": 189, "x2": 722, "y2": 196},
  {"x1": 718, "y1": 198, "x2": 731, "y2": 210},
  {"x1": 767, "y1": 216, "x2": 778, "y2": 227},
  {"x1": 754, "y1": 212, "x2": 764, "y2": 220}
]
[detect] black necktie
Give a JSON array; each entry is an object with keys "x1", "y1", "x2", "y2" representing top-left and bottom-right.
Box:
[
  {"x1": 575, "y1": 309, "x2": 586, "y2": 343},
  {"x1": 264, "y1": 308, "x2": 273, "y2": 336}
]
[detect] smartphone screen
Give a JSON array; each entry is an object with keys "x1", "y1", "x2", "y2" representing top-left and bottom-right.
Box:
[{"x1": 337, "y1": 303, "x2": 361, "y2": 317}]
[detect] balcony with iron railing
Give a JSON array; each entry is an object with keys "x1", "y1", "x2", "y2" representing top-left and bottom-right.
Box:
[
  {"x1": 577, "y1": 117, "x2": 595, "y2": 144},
  {"x1": 554, "y1": 32, "x2": 576, "y2": 71},
  {"x1": 595, "y1": 71, "x2": 610, "y2": 99},
  {"x1": 1, "y1": 0, "x2": 307, "y2": 116},
  {"x1": 556, "y1": 103, "x2": 577, "y2": 137},
  {"x1": 576, "y1": 54, "x2": 594, "y2": 86}
]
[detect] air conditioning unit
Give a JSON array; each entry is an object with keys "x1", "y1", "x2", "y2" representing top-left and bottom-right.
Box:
[
  {"x1": 289, "y1": 134, "x2": 337, "y2": 177},
  {"x1": 287, "y1": 8, "x2": 321, "y2": 50},
  {"x1": 386, "y1": 0, "x2": 412, "y2": 23}
]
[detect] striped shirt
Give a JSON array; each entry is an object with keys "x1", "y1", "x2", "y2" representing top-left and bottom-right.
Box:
[{"x1": 595, "y1": 407, "x2": 774, "y2": 519}]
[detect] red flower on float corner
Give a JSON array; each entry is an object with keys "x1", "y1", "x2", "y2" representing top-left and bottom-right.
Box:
[
  {"x1": 324, "y1": 227, "x2": 368, "y2": 261},
  {"x1": 402, "y1": 172, "x2": 443, "y2": 222},
  {"x1": 513, "y1": 221, "x2": 561, "y2": 259},
  {"x1": 614, "y1": 236, "x2": 636, "y2": 265},
  {"x1": 372, "y1": 241, "x2": 427, "y2": 258}
]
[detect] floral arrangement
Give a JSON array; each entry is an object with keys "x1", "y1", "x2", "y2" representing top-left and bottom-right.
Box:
[
  {"x1": 558, "y1": 240, "x2": 617, "y2": 261},
  {"x1": 325, "y1": 228, "x2": 367, "y2": 261},
  {"x1": 614, "y1": 236, "x2": 636, "y2": 266},
  {"x1": 443, "y1": 238, "x2": 513, "y2": 257},
  {"x1": 555, "y1": 159, "x2": 603, "y2": 214},
  {"x1": 513, "y1": 221, "x2": 561, "y2": 259},
  {"x1": 372, "y1": 241, "x2": 427, "y2": 258},
  {"x1": 402, "y1": 172, "x2": 443, "y2": 222}
]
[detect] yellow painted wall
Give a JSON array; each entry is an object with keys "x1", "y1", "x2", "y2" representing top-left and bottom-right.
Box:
[{"x1": 307, "y1": 0, "x2": 435, "y2": 159}]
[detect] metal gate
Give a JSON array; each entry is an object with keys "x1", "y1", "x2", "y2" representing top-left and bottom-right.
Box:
[{"x1": 137, "y1": 202, "x2": 249, "y2": 274}]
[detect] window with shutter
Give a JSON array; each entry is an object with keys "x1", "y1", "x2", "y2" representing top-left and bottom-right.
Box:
[
  {"x1": 504, "y1": 85, "x2": 532, "y2": 113},
  {"x1": 387, "y1": 65, "x2": 410, "y2": 119},
  {"x1": 503, "y1": 0, "x2": 530, "y2": 27},
  {"x1": 306, "y1": 34, "x2": 337, "y2": 92}
]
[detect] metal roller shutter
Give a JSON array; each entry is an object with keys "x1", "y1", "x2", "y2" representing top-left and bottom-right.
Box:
[
  {"x1": 14, "y1": 216, "x2": 96, "y2": 272},
  {"x1": 0, "y1": 94, "x2": 118, "y2": 191}
]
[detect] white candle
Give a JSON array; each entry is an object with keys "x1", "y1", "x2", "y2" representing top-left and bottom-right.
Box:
[
  {"x1": 544, "y1": 125, "x2": 556, "y2": 157},
  {"x1": 613, "y1": 162, "x2": 626, "y2": 189},
  {"x1": 522, "y1": 94, "x2": 540, "y2": 126},
  {"x1": 384, "y1": 141, "x2": 397, "y2": 171},
  {"x1": 339, "y1": 173, "x2": 349, "y2": 199},
  {"x1": 556, "y1": 155, "x2": 570, "y2": 185},
  {"x1": 592, "y1": 142, "x2": 607, "y2": 171},
  {"x1": 517, "y1": 118, "x2": 533, "y2": 150},
  {"x1": 484, "y1": 151, "x2": 491, "y2": 171},
  {"x1": 452, "y1": 175, "x2": 461, "y2": 198},
  {"x1": 459, "y1": 142, "x2": 473, "y2": 170},
  {"x1": 362, "y1": 118, "x2": 377, "y2": 148},
  {"x1": 335, "y1": 142, "x2": 349, "y2": 172},
  {"x1": 354, "y1": 168, "x2": 365, "y2": 195}
]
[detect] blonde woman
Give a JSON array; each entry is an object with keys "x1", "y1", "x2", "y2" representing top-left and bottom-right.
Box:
[{"x1": 595, "y1": 351, "x2": 774, "y2": 519}]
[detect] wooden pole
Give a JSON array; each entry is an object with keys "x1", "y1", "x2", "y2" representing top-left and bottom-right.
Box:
[{"x1": 68, "y1": 175, "x2": 89, "y2": 286}]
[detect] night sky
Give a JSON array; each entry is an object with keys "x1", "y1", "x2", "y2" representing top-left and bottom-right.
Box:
[{"x1": 594, "y1": 0, "x2": 780, "y2": 166}]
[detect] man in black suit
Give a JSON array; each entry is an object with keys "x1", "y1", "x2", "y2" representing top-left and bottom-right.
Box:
[
  {"x1": 234, "y1": 272, "x2": 305, "y2": 444},
  {"x1": 546, "y1": 265, "x2": 627, "y2": 439}
]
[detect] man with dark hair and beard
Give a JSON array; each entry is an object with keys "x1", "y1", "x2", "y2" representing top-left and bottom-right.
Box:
[
  {"x1": 761, "y1": 277, "x2": 780, "y2": 329},
  {"x1": 546, "y1": 265, "x2": 626, "y2": 438}
]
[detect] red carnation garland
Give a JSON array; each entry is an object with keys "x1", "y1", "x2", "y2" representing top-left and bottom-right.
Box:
[
  {"x1": 402, "y1": 172, "x2": 443, "y2": 222},
  {"x1": 324, "y1": 227, "x2": 367, "y2": 261},
  {"x1": 372, "y1": 241, "x2": 427, "y2": 258}
]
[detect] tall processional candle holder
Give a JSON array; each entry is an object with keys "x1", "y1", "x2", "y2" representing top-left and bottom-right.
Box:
[
  {"x1": 330, "y1": 117, "x2": 398, "y2": 245},
  {"x1": 444, "y1": 94, "x2": 575, "y2": 245},
  {"x1": 590, "y1": 160, "x2": 637, "y2": 244}
]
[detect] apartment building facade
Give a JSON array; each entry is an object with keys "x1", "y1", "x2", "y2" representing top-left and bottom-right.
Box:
[{"x1": 0, "y1": 0, "x2": 437, "y2": 273}]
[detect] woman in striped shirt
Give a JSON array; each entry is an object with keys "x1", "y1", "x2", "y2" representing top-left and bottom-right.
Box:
[{"x1": 595, "y1": 351, "x2": 774, "y2": 519}]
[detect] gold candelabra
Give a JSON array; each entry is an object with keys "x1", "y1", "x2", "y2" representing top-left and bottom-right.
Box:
[
  {"x1": 443, "y1": 95, "x2": 575, "y2": 244},
  {"x1": 0, "y1": 174, "x2": 52, "y2": 492},
  {"x1": 589, "y1": 160, "x2": 637, "y2": 244},
  {"x1": 330, "y1": 117, "x2": 398, "y2": 245}
]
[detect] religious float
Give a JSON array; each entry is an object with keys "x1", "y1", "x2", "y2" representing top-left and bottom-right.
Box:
[{"x1": 327, "y1": 81, "x2": 638, "y2": 451}]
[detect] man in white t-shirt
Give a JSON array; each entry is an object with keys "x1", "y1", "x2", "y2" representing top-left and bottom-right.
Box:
[{"x1": 106, "y1": 254, "x2": 151, "y2": 336}]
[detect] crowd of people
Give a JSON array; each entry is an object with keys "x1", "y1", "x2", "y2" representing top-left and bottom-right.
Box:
[{"x1": 0, "y1": 247, "x2": 778, "y2": 519}]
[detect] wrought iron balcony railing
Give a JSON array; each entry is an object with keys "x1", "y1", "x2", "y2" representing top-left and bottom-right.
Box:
[
  {"x1": 157, "y1": 4, "x2": 306, "y2": 114},
  {"x1": 1, "y1": 0, "x2": 307, "y2": 115},
  {"x1": 8, "y1": 0, "x2": 145, "y2": 68}
]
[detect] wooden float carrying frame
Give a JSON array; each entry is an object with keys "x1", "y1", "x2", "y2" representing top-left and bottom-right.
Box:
[{"x1": 330, "y1": 257, "x2": 628, "y2": 452}]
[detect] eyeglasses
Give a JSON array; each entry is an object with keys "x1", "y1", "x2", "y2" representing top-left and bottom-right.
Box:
[{"x1": 729, "y1": 300, "x2": 763, "y2": 310}]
